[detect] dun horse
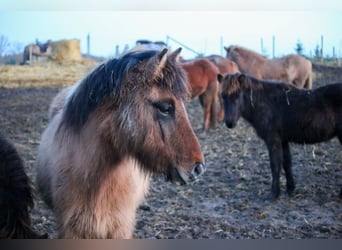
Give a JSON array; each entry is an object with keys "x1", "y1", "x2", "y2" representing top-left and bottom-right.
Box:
[
  {"x1": 181, "y1": 58, "x2": 220, "y2": 131},
  {"x1": 0, "y1": 132, "x2": 45, "y2": 238},
  {"x1": 36, "y1": 48, "x2": 206, "y2": 238},
  {"x1": 218, "y1": 73, "x2": 342, "y2": 200},
  {"x1": 205, "y1": 55, "x2": 240, "y2": 122},
  {"x1": 225, "y1": 45, "x2": 313, "y2": 89}
]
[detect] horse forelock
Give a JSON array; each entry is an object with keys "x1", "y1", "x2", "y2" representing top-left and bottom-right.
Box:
[{"x1": 221, "y1": 74, "x2": 243, "y2": 96}]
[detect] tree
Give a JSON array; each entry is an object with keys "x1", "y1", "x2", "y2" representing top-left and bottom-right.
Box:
[
  {"x1": 294, "y1": 40, "x2": 304, "y2": 55},
  {"x1": 314, "y1": 44, "x2": 321, "y2": 58},
  {"x1": 0, "y1": 35, "x2": 10, "y2": 57}
]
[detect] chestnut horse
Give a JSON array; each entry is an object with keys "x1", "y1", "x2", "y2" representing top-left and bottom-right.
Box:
[
  {"x1": 0, "y1": 131, "x2": 45, "y2": 238},
  {"x1": 181, "y1": 58, "x2": 220, "y2": 131},
  {"x1": 218, "y1": 73, "x2": 342, "y2": 200},
  {"x1": 225, "y1": 45, "x2": 312, "y2": 89},
  {"x1": 205, "y1": 54, "x2": 240, "y2": 122},
  {"x1": 36, "y1": 48, "x2": 206, "y2": 239}
]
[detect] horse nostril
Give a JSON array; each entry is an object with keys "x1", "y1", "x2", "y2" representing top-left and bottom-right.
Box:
[{"x1": 192, "y1": 163, "x2": 206, "y2": 177}]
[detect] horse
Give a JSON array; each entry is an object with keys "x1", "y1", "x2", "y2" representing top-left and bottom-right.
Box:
[
  {"x1": 181, "y1": 58, "x2": 220, "y2": 131},
  {"x1": 36, "y1": 48, "x2": 206, "y2": 239},
  {"x1": 218, "y1": 72, "x2": 342, "y2": 200},
  {"x1": 22, "y1": 41, "x2": 52, "y2": 65},
  {"x1": 0, "y1": 131, "x2": 46, "y2": 238},
  {"x1": 205, "y1": 54, "x2": 240, "y2": 122},
  {"x1": 225, "y1": 45, "x2": 313, "y2": 89}
]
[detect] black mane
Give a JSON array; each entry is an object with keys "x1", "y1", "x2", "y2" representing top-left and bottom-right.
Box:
[{"x1": 61, "y1": 50, "x2": 159, "y2": 132}]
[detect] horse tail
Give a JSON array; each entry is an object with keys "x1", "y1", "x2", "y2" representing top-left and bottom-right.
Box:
[{"x1": 0, "y1": 132, "x2": 46, "y2": 238}]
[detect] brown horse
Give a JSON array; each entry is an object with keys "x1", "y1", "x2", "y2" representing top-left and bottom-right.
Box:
[
  {"x1": 225, "y1": 45, "x2": 313, "y2": 89},
  {"x1": 205, "y1": 54, "x2": 240, "y2": 122},
  {"x1": 36, "y1": 48, "x2": 206, "y2": 239},
  {"x1": 0, "y1": 131, "x2": 46, "y2": 238},
  {"x1": 181, "y1": 58, "x2": 220, "y2": 131},
  {"x1": 218, "y1": 73, "x2": 342, "y2": 200}
]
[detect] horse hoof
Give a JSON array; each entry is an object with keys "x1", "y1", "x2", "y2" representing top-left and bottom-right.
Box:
[{"x1": 263, "y1": 192, "x2": 280, "y2": 202}]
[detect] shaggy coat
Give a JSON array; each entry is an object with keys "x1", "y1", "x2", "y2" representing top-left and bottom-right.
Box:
[
  {"x1": 0, "y1": 132, "x2": 44, "y2": 238},
  {"x1": 218, "y1": 73, "x2": 342, "y2": 199},
  {"x1": 36, "y1": 48, "x2": 205, "y2": 238}
]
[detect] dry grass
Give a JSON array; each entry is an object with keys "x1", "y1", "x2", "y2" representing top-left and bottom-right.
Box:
[{"x1": 0, "y1": 59, "x2": 100, "y2": 88}]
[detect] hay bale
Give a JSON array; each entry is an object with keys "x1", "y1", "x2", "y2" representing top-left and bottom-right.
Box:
[{"x1": 51, "y1": 39, "x2": 82, "y2": 62}]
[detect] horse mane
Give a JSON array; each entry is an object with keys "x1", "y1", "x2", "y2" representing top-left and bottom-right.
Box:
[{"x1": 60, "y1": 49, "x2": 188, "y2": 132}]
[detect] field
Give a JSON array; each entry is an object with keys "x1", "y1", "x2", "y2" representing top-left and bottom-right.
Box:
[{"x1": 0, "y1": 60, "x2": 341, "y2": 238}]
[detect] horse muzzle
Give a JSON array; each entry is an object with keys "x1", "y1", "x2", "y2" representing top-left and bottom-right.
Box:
[
  {"x1": 167, "y1": 163, "x2": 206, "y2": 185},
  {"x1": 225, "y1": 120, "x2": 236, "y2": 129}
]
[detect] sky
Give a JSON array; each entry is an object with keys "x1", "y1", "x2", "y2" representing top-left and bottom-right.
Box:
[{"x1": 1, "y1": 0, "x2": 342, "y2": 59}]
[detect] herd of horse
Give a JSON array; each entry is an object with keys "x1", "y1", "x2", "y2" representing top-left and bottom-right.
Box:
[{"x1": 0, "y1": 45, "x2": 341, "y2": 238}]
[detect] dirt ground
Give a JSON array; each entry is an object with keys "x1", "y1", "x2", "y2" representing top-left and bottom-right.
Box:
[{"x1": 0, "y1": 61, "x2": 341, "y2": 239}]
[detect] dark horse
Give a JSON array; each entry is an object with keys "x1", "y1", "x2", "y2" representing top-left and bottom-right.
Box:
[
  {"x1": 36, "y1": 48, "x2": 206, "y2": 238},
  {"x1": 0, "y1": 131, "x2": 45, "y2": 238},
  {"x1": 218, "y1": 73, "x2": 342, "y2": 200}
]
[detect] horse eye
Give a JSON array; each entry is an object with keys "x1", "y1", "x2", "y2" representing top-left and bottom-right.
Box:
[{"x1": 153, "y1": 101, "x2": 175, "y2": 116}]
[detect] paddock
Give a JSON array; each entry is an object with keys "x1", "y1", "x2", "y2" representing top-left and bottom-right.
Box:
[{"x1": 0, "y1": 62, "x2": 341, "y2": 238}]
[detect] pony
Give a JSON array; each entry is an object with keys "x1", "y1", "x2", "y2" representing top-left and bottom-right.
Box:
[
  {"x1": 205, "y1": 54, "x2": 240, "y2": 122},
  {"x1": 0, "y1": 131, "x2": 46, "y2": 238},
  {"x1": 225, "y1": 45, "x2": 313, "y2": 89},
  {"x1": 181, "y1": 58, "x2": 220, "y2": 131},
  {"x1": 218, "y1": 73, "x2": 342, "y2": 200},
  {"x1": 36, "y1": 48, "x2": 206, "y2": 239},
  {"x1": 21, "y1": 41, "x2": 52, "y2": 65}
]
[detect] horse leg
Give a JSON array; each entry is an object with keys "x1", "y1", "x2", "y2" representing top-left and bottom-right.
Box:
[
  {"x1": 265, "y1": 136, "x2": 283, "y2": 200},
  {"x1": 217, "y1": 93, "x2": 225, "y2": 123},
  {"x1": 209, "y1": 80, "x2": 219, "y2": 129},
  {"x1": 199, "y1": 92, "x2": 212, "y2": 132},
  {"x1": 304, "y1": 74, "x2": 313, "y2": 89},
  {"x1": 282, "y1": 141, "x2": 295, "y2": 196}
]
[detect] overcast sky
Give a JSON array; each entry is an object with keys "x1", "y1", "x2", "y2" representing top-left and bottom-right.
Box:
[{"x1": 1, "y1": 0, "x2": 341, "y2": 59}]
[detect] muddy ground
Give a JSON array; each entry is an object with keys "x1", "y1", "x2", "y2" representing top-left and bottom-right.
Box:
[{"x1": 0, "y1": 62, "x2": 341, "y2": 239}]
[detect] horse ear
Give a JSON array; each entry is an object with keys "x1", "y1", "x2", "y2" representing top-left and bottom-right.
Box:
[
  {"x1": 146, "y1": 48, "x2": 168, "y2": 80},
  {"x1": 217, "y1": 74, "x2": 223, "y2": 83},
  {"x1": 169, "y1": 47, "x2": 182, "y2": 61},
  {"x1": 224, "y1": 46, "x2": 229, "y2": 52}
]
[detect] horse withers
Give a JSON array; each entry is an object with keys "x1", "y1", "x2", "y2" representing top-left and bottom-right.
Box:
[
  {"x1": 218, "y1": 73, "x2": 342, "y2": 200},
  {"x1": 225, "y1": 45, "x2": 313, "y2": 89},
  {"x1": 36, "y1": 48, "x2": 206, "y2": 238}
]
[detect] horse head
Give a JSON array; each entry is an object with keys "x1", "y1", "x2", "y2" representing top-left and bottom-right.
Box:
[
  {"x1": 217, "y1": 73, "x2": 246, "y2": 128},
  {"x1": 61, "y1": 48, "x2": 205, "y2": 184}
]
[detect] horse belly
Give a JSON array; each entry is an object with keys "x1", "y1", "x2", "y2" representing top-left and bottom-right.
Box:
[{"x1": 283, "y1": 112, "x2": 336, "y2": 144}]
